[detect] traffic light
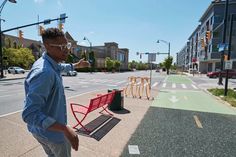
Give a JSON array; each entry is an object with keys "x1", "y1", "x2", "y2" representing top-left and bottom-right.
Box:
[
  {"x1": 206, "y1": 31, "x2": 211, "y2": 41},
  {"x1": 58, "y1": 23, "x2": 64, "y2": 31},
  {"x1": 39, "y1": 25, "x2": 45, "y2": 36},
  {"x1": 200, "y1": 38, "x2": 205, "y2": 48},
  {"x1": 18, "y1": 30, "x2": 23, "y2": 40}
]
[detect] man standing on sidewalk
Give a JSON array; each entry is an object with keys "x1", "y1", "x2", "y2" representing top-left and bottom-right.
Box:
[{"x1": 22, "y1": 28, "x2": 90, "y2": 157}]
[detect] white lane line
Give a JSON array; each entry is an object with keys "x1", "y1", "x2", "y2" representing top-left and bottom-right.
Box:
[
  {"x1": 151, "y1": 82, "x2": 158, "y2": 88},
  {"x1": 191, "y1": 84, "x2": 198, "y2": 89},
  {"x1": 181, "y1": 84, "x2": 187, "y2": 89},
  {"x1": 116, "y1": 80, "x2": 126, "y2": 84},
  {"x1": 193, "y1": 115, "x2": 203, "y2": 128},
  {"x1": 172, "y1": 83, "x2": 176, "y2": 88},
  {"x1": 128, "y1": 145, "x2": 140, "y2": 155},
  {"x1": 162, "y1": 83, "x2": 166, "y2": 88},
  {"x1": 0, "y1": 88, "x2": 108, "y2": 118},
  {"x1": 0, "y1": 94, "x2": 12, "y2": 98}
]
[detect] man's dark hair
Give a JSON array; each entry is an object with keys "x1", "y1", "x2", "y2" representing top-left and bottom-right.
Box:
[{"x1": 42, "y1": 28, "x2": 64, "y2": 42}]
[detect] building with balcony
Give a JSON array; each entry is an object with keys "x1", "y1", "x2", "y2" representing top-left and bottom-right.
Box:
[
  {"x1": 176, "y1": 42, "x2": 190, "y2": 71},
  {"x1": 180, "y1": 0, "x2": 236, "y2": 73}
]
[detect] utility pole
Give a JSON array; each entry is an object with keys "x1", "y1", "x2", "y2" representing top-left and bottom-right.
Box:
[
  {"x1": 224, "y1": 14, "x2": 234, "y2": 96},
  {"x1": 218, "y1": 0, "x2": 229, "y2": 85},
  {"x1": 0, "y1": 15, "x2": 67, "y2": 78}
]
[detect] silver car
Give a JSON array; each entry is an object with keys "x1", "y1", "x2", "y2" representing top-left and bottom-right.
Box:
[
  {"x1": 8, "y1": 66, "x2": 25, "y2": 74},
  {"x1": 61, "y1": 70, "x2": 77, "y2": 76}
]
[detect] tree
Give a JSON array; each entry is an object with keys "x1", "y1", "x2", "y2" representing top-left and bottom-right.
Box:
[
  {"x1": 89, "y1": 51, "x2": 96, "y2": 71},
  {"x1": 163, "y1": 56, "x2": 173, "y2": 75},
  {"x1": 114, "y1": 60, "x2": 121, "y2": 71},
  {"x1": 3, "y1": 48, "x2": 35, "y2": 69},
  {"x1": 105, "y1": 57, "x2": 114, "y2": 71},
  {"x1": 81, "y1": 51, "x2": 87, "y2": 60}
]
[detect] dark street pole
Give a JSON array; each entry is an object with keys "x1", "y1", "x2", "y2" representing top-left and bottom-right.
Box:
[
  {"x1": 0, "y1": 0, "x2": 17, "y2": 78},
  {"x1": 218, "y1": 0, "x2": 229, "y2": 85},
  {"x1": 224, "y1": 14, "x2": 234, "y2": 96},
  {"x1": 168, "y1": 42, "x2": 170, "y2": 58}
]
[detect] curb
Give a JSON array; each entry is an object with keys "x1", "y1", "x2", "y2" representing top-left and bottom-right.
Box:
[{"x1": 0, "y1": 77, "x2": 26, "y2": 81}]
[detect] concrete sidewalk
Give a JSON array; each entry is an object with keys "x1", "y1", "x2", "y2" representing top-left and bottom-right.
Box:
[
  {"x1": 0, "y1": 89, "x2": 158, "y2": 157},
  {"x1": 0, "y1": 72, "x2": 27, "y2": 81}
]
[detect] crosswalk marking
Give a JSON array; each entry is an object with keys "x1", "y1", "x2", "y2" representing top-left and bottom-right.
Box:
[
  {"x1": 172, "y1": 83, "x2": 176, "y2": 88},
  {"x1": 160, "y1": 83, "x2": 199, "y2": 90},
  {"x1": 191, "y1": 84, "x2": 198, "y2": 89},
  {"x1": 152, "y1": 82, "x2": 158, "y2": 88},
  {"x1": 181, "y1": 84, "x2": 187, "y2": 89}
]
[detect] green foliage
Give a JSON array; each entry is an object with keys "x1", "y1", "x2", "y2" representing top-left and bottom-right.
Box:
[
  {"x1": 163, "y1": 56, "x2": 173, "y2": 74},
  {"x1": 66, "y1": 54, "x2": 74, "y2": 63},
  {"x1": 105, "y1": 57, "x2": 114, "y2": 71},
  {"x1": 128, "y1": 60, "x2": 148, "y2": 70},
  {"x1": 3, "y1": 48, "x2": 35, "y2": 69},
  {"x1": 81, "y1": 51, "x2": 87, "y2": 60},
  {"x1": 114, "y1": 60, "x2": 121, "y2": 70},
  {"x1": 89, "y1": 51, "x2": 96, "y2": 69},
  {"x1": 208, "y1": 88, "x2": 236, "y2": 107}
]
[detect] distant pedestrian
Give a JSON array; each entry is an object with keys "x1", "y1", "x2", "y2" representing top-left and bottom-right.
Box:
[{"x1": 22, "y1": 28, "x2": 90, "y2": 157}]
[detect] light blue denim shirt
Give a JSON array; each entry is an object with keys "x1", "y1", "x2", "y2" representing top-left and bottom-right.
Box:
[{"x1": 22, "y1": 52, "x2": 73, "y2": 143}]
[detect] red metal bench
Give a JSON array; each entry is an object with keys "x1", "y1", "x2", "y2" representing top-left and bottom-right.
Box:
[{"x1": 70, "y1": 91, "x2": 116, "y2": 133}]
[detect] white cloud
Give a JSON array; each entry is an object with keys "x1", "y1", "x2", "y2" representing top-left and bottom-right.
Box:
[{"x1": 34, "y1": 0, "x2": 44, "y2": 4}]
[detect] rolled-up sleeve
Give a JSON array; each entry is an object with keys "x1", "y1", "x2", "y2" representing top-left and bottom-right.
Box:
[{"x1": 22, "y1": 71, "x2": 56, "y2": 130}]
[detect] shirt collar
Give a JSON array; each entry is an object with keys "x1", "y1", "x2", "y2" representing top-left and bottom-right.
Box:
[{"x1": 42, "y1": 52, "x2": 60, "y2": 72}]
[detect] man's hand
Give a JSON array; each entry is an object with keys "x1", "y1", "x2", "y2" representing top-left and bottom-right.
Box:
[
  {"x1": 74, "y1": 58, "x2": 90, "y2": 69},
  {"x1": 64, "y1": 125, "x2": 79, "y2": 151}
]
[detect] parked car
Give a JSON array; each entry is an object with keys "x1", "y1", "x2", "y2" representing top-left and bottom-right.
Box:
[
  {"x1": 8, "y1": 66, "x2": 25, "y2": 74},
  {"x1": 61, "y1": 70, "x2": 77, "y2": 76},
  {"x1": 207, "y1": 70, "x2": 236, "y2": 78}
]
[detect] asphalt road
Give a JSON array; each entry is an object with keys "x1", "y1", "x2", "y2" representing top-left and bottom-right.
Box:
[
  {"x1": 121, "y1": 75, "x2": 236, "y2": 157},
  {"x1": 121, "y1": 107, "x2": 236, "y2": 157},
  {"x1": 0, "y1": 70, "x2": 165, "y2": 116}
]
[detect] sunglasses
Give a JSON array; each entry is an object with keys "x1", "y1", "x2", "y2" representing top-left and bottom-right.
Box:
[{"x1": 50, "y1": 42, "x2": 72, "y2": 51}]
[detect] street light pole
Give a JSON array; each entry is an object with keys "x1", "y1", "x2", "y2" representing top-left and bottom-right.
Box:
[
  {"x1": 157, "y1": 39, "x2": 171, "y2": 74},
  {"x1": 83, "y1": 36, "x2": 93, "y2": 73},
  {"x1": 83, "y1": 36, "x2": 92, "y2": 52},
  {"x1": 218, "y1": 0, "x2": 229, "y2": 85},
  {"x1": 0, "y1": 0, "x2": 17, "y2": 78}
]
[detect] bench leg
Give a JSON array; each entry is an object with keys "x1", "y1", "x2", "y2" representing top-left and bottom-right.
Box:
[
  {"x1": 71, "y1": 113, "x2": 91, "y2": 133},
  {"x1": 99, "y1": 106, "x2": 113, "y2": 116}
]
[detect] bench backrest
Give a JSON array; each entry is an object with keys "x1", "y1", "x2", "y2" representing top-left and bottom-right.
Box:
[{"x1": 88, "y1": 91, "x2": 115, "y2": 112}]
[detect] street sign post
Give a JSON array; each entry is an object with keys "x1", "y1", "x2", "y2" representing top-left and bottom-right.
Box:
[{"x1": 224, "y1": 60, "x2": 232, "y2": 70}]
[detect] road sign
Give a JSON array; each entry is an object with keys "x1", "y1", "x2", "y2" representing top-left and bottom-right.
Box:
[
  {"x1": 43, "y1": 19, "x2": 51, "y2": 25},
  {"x1": 224, "y1": 60, "x2": 232, "y2": 70},
  {"x1": 148, "y1": 53, "x2": 156, "y2": 62},
  {"x1": 60, "y1": 13, "x2": 66, "y2": 23}
]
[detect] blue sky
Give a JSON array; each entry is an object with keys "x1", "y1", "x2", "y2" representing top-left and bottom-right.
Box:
[{"x1": 2, "y1": 0, "x2": 212, "y2": 63}]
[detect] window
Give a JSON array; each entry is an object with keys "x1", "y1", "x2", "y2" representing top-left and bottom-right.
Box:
[
  {"x1": 213, "y1": 31, "x2": 220, "y2": 38},
  {"x1": 212, "y1": 44, "x2": 219, "y2": 52},
  {"x1": 214, "y1": 15, "x2": 223, "y2": 24}
]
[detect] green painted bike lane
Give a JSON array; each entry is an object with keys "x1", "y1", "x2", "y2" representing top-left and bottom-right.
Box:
[{"x1": 154, "y1": 75, "x2": 236, "y2": 115}]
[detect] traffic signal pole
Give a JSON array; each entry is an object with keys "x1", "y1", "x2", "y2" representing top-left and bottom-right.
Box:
[
  {"x1": 224, "y1": 14, "x2": 234, "y2": 96},
  {"x1": 218, "y1": 0, "x2": 229, "y2": 85},
  {"x1": 0, "y1": 16, "x2": 68, "y2": 78}
]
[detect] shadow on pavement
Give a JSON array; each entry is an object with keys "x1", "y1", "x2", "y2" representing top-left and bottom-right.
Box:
[{"x1": 76, "y1": 114, "x2": 121, "y2": 141}]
